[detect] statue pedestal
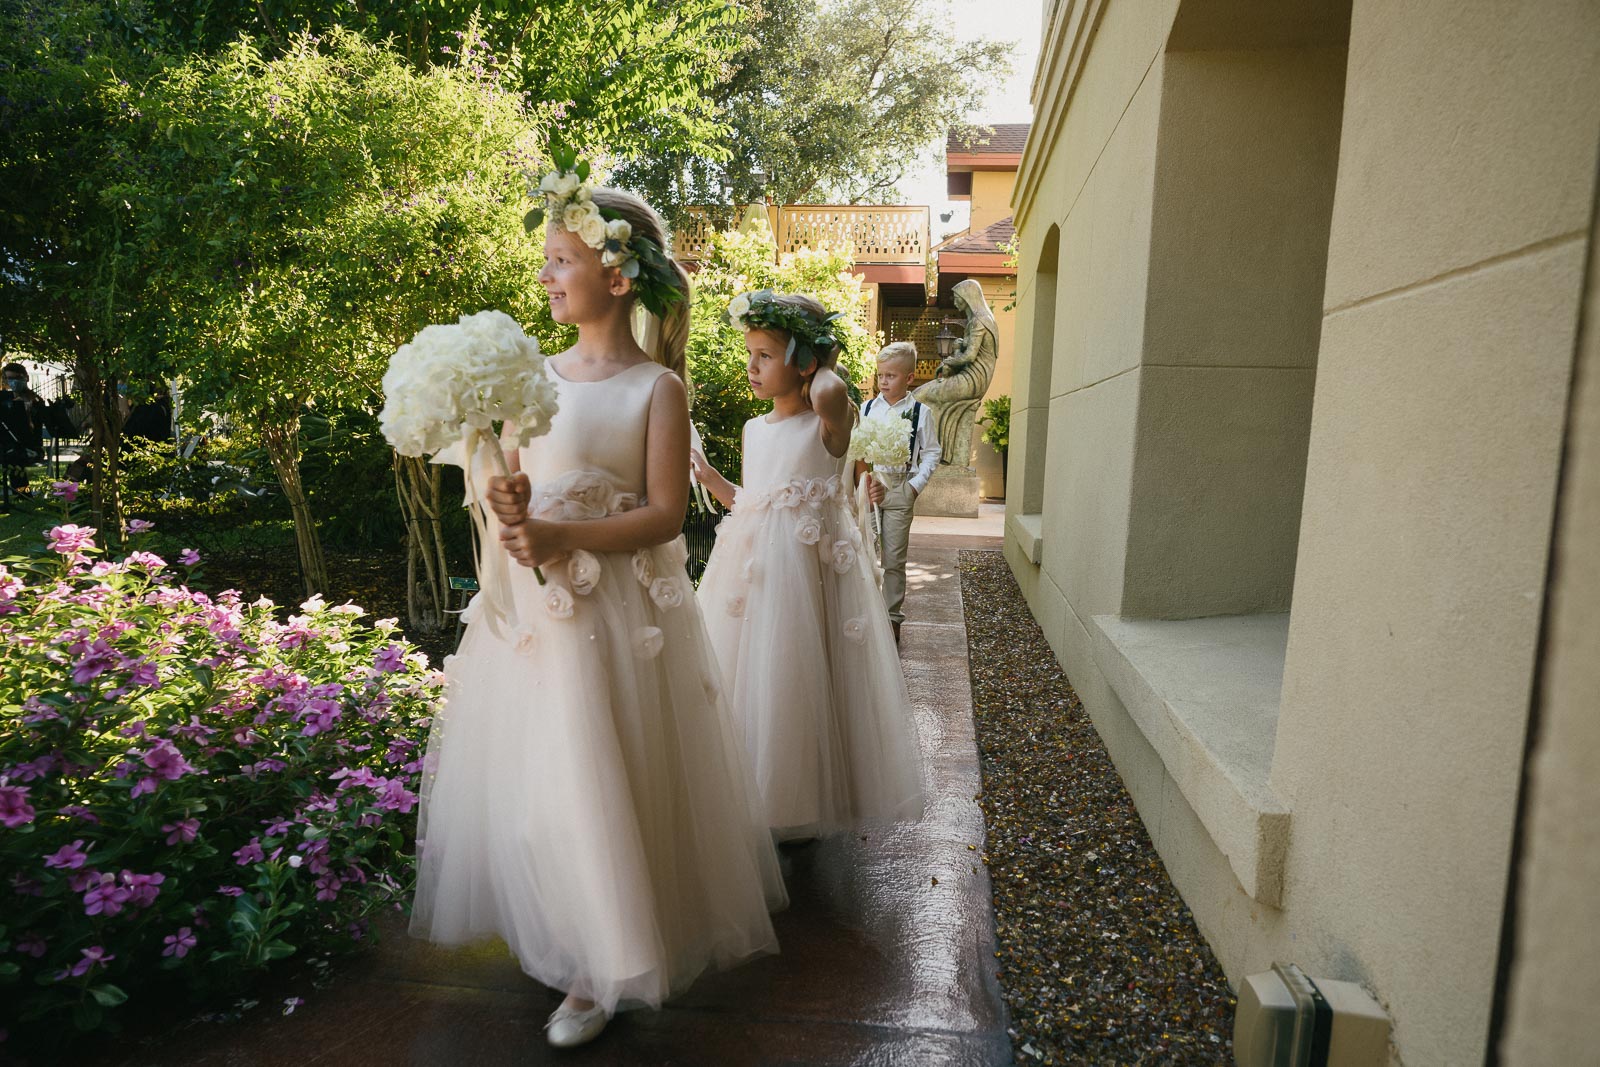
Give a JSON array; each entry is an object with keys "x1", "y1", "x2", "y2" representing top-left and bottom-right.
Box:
[{"x1": 914, "y1": 465, "x2": 980, "y2": 518}]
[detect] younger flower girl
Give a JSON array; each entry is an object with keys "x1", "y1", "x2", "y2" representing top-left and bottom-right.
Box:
[
  {"x1": 409, "y1": 170, "x2": 785, "y2": 1049},
  {"x1": 691, "y1": 291, "x2": 924, "y2": 842}
]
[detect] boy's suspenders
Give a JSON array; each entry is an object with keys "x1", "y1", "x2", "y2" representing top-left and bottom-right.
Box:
[{"x1": 865, "y1": 396, "x2": 922, "y2": 472}]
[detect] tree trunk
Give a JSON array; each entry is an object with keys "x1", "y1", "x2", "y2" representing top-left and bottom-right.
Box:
[
  {"x1": 259, "y1": 415, "x2": 329, "y2": 596},
  {"x1": 74, "y1": 353, "x2": 123, "y2": 536},
  {"x1": 393, "y1": 452, "x2": 450, "y2": 632}
]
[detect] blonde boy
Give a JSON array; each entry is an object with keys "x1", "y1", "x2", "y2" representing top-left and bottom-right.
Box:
[{"x1": 856, "y1": 342, "x2": 941, "y2": 643}]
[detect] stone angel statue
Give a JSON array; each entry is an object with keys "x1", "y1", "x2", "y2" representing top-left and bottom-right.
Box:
[{"x1": 913, "y1": 279, "x2": 999, "y2": 469}]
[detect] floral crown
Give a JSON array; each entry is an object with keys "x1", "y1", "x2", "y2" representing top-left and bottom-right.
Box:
[
  {"x1": 522, "y1": 147, "x2": 683, "y2": 319},
  {"x1": 726, "y1": 289, "x2": 847, "y2": 370}
]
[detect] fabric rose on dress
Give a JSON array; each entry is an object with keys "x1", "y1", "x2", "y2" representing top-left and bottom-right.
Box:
[
  {"x1": 662, "y1": 536, "x2": 689, "y2": 568},
  {"x1": 726, "y1": 594, "x2": 746, "y2": 618},
  {"x1": 631, "y1": 626, "x2": 664, "y2": 660},
  {"x1": 513, "y1": 626, "x2": 538, "y2": 656},
  {"x1": 649, "y1": 577, "x2": 684, "y2": 611},
  {"x1": 631, "y1": 549, "x2": 656, "y2": 587},
  {"x1": 795, "y1": 514, "x2": 824, "y2": 546},
  {"x1": 804, "y1": 478, "x2": 830, "y2": 505},
  {"x1": 830, "y1": 540, "x2": 857, "y2": 574},
  {"x1": 608, "y1": 491, "x2": 639, "y2": 514},
  {"x1": 568, "y1": 550, "x2": 602, "y2": 595},
  {"x1": 773, "y1": 483, "x2": 803, "y2": 509},
  {"x1": 843, "y1": 616, "x2": 867, "y2": 643},
  {"x1": 544, "y1": 585, "x2": 575, "y2": 620}
]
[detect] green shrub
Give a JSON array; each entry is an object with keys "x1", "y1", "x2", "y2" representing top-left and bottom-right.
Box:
[
  {"x1": 0, "y1": 494, "x2": 440, "y2": 1044},
  {"x1": 686, "y1": 221, "x2": 875, "y2": 480}
]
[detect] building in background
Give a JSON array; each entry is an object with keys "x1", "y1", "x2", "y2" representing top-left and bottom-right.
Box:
[{"x1": 1007, "y1": 1, "x2": 1598, "y2": 1064}]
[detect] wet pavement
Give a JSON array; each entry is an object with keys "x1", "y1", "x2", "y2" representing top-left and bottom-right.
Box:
[{"x1": 105, "y1": 530, "x2": 1011, "y2": 1067}]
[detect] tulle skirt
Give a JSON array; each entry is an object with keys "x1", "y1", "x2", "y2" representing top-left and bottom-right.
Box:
[
  {"x1": 698, "y1": 490, "x2": 924, "y2": 841},
  {"x1": 410, "y1": 534, "x2": 787, "y2": 1013}
]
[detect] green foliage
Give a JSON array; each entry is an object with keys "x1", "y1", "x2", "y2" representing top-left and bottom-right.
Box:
[
  {"x1": 147, "y1": 0, "x2": 746, "y2": 166},
  {"x1": 979, "y1": 394, "x2": 1010, "y2": 453},
  {"x1": 618, "y1": 0, "x2": 1014, "y2": 210},
  {"x1": 112, "y1": 27, "x2": 549, "y2": 422},
  {"x1": 0, "y1": 512, "x2": 440, "y2": 1045},
  {"x1": 686, "y1": 222, "x2": 875, "y2": 479}
]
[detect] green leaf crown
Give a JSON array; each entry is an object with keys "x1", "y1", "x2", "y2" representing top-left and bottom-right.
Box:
[
  {"x1": 522, "y1": 147, "x2": 684, "y2": 320},
  {"x1": 725, "y1": 289, "x2": 848, "y2": 370}
]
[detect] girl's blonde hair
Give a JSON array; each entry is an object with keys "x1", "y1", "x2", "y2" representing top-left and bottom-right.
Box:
[{"x1": 586, "y1": 186, "x2": 693, "y2": 392}]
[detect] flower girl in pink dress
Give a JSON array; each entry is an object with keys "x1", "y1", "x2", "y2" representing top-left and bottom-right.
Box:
[
  {"x1": 409, "y1": 171, "x2": 785, "y2": 1049},
  {"x1": 691, "y1": 291, "x2": 924, "y2": 843}
]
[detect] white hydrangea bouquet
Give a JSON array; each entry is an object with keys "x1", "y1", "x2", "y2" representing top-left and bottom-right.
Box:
[
  {"x1": 846, "y1": 408, "x2": 913, "y2": 589},
  {"x1": 380, "y1": 309, "x2": 558, "y2": 589},
  {"x1": 846, "y1": 407, "x2": 913, "y2": 482}
]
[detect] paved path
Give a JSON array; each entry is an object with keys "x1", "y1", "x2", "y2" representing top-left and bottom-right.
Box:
[{"x1": 111, "y1": 523, "x2": 1009, "y2": 1067}]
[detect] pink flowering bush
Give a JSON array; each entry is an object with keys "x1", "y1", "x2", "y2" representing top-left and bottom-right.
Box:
[{"x1": 0, "y1": 506, "x2": 440, "y2": 1039}]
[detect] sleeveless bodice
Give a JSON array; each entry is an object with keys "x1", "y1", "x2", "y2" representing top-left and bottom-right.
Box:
[
  {"x1": 736, "y1": 411, "x2": 846, "y2": 509},
  {"x1": 517, "y1": 360, "x2": 667, "y2": 516}
]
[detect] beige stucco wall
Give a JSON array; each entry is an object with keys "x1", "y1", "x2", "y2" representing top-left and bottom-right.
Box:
[
  {"x1": 1268, "y1": 2, "x2": 1596, "y2": 1061},
  {"x1": 1499, "y1": 157, "x2": 1600, "y2": 1067},
  {"x1": 1008, "y1": 0, "x2": 1599, "y2": 1064},
  {"x1": 1123, "y1": 45, "x2": 1344, "y2": 619},
  {"x1": 970, "y1": 170, "x2": 1017, "y2": 233},
  {"x1": 974, "y1": 274, "x2": 1017, "y2": 497}
]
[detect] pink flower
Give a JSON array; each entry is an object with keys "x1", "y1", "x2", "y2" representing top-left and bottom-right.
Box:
[
  {"x1": 50, "y1": 481, "x2": 80, "y2": 502},
  {"x1": 126, "y1": 518, "x2": 154, "y2": 534},
  {"x1": 82, "y1": 873, "x2": 132, "y2": 916},
  {"x1": 217, "y1": 885, "x2": 244, "y2": 897},
  {"x1": 15, "y1": 933, "x2": 46, "y2": 958},
  {"x1": 162, "y1": 927, "x2": 197, "y2": 958},
  {"x1": 282, "y1": 996, "x2": 304, "y2": 1015},
  {"x1": 71, "y1": 640, "x2": 117, "y2": 684},
  {"x1": 143, "y1": 739, "x2": 195, "y2": 781},
  {"x1": 233, "y1": 838, "x2": 265, "y2": 866},
  {"x1": 9, "y1": 754, "x2": 58, "y2": 782},
  {"x1": 0, "y1": 565, "x2": 22, "y2": 604},
  {"x1": 314, "y1": 874, "x2": 342, "y2": 901},
  {"x1": 121, "y1": 870, "x2": 165, "y2": 907},
  {"x1": 124, "y1": 550, "x2": 166, "y2": 572},
  {"x1": 129, "y1": 776, "x2": 158, "y2": 799},
  {"x1": 373, "y1": 644, "x2": 404, "y2": 672},
  {"x1": 178, "y1": 548, "x2": 201, "y2": 567},
  {"x1": 43, "y1": 840, "x2": 90, "y2": 869},
  {"x1": 163, "y1": 818, "x2": 200, "y2": 845},
  {"x1": 58, "y1": 804, "x2": 99, "y2": 823},
  {"x1": 55, "y1": 945, "x2": 113, "y2": 980},
  {"x1": 0, "y1": 785, "x2": 35, "y2": 828},
  {"x1": 47, "y1": 524, "x2": 97, "y2": 556}
]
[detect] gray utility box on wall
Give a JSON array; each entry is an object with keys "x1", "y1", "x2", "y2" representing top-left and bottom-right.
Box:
[{"x1": 1235, "y1": 963, "x2": 1391, "y2": 1066}]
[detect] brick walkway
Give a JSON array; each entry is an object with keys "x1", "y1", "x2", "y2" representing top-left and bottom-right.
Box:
[{"x1": 106, "y1": 523, "x2": 1010, "y2": 1067}]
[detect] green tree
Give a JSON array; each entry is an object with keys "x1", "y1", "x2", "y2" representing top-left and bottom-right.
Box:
[
  {"x1": 0, "y1": 0, "x2": 175, "y2": 530},
  {"x1": 111, "y1": 28, "x2": 550, "y2": 608},
  {"x1": 687, "y1": 220, "x2": 875, "y2": 480},
  {"x1": 147, "y1": 0, "x2": 745, "y2": 166},
  {"x1": 617, "y1": 0, "x2": 1013, "y2": 211}
]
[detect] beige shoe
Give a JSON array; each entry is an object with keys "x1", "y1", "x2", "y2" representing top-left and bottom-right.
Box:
[{"x1": 546, "y1": 1003, "x2": 608, "y2": 1048}]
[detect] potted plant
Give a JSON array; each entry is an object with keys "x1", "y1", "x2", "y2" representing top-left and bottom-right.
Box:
[{"x1": 978, "y1": 395, "x2": 1010, "y2": 494}]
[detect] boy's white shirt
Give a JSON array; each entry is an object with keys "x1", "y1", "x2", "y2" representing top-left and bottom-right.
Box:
[{"x1": 860, "y1": 392, "x2": 941, "y2": 494}]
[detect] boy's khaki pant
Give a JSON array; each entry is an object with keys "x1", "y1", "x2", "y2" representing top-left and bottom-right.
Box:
[{"x1": 877, "y1": 473, "x2": 916, "y2": 625}]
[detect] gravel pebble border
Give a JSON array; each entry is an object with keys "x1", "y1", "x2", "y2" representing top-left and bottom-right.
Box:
[{"x1": 960, "y1": 550, "x2": 1236, "y2": 1066}]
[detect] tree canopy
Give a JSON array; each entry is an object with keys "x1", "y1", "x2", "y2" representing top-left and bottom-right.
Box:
[{"x1": 617, "y1": 0, "x2": 1014, "y2": 210}]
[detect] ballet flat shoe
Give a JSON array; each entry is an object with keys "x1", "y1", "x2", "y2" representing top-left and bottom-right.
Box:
[{"x1": 546, "y1": 1003, "x2": 608, "y2": 1048}]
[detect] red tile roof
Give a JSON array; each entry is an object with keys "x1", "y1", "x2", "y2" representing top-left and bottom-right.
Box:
[
  {"x1": 946, "y1": 123, "x2": 1032, "y2": 155},
  {"x1": 942, "y1": 216, "x2": 1015, "y2": 256}
]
